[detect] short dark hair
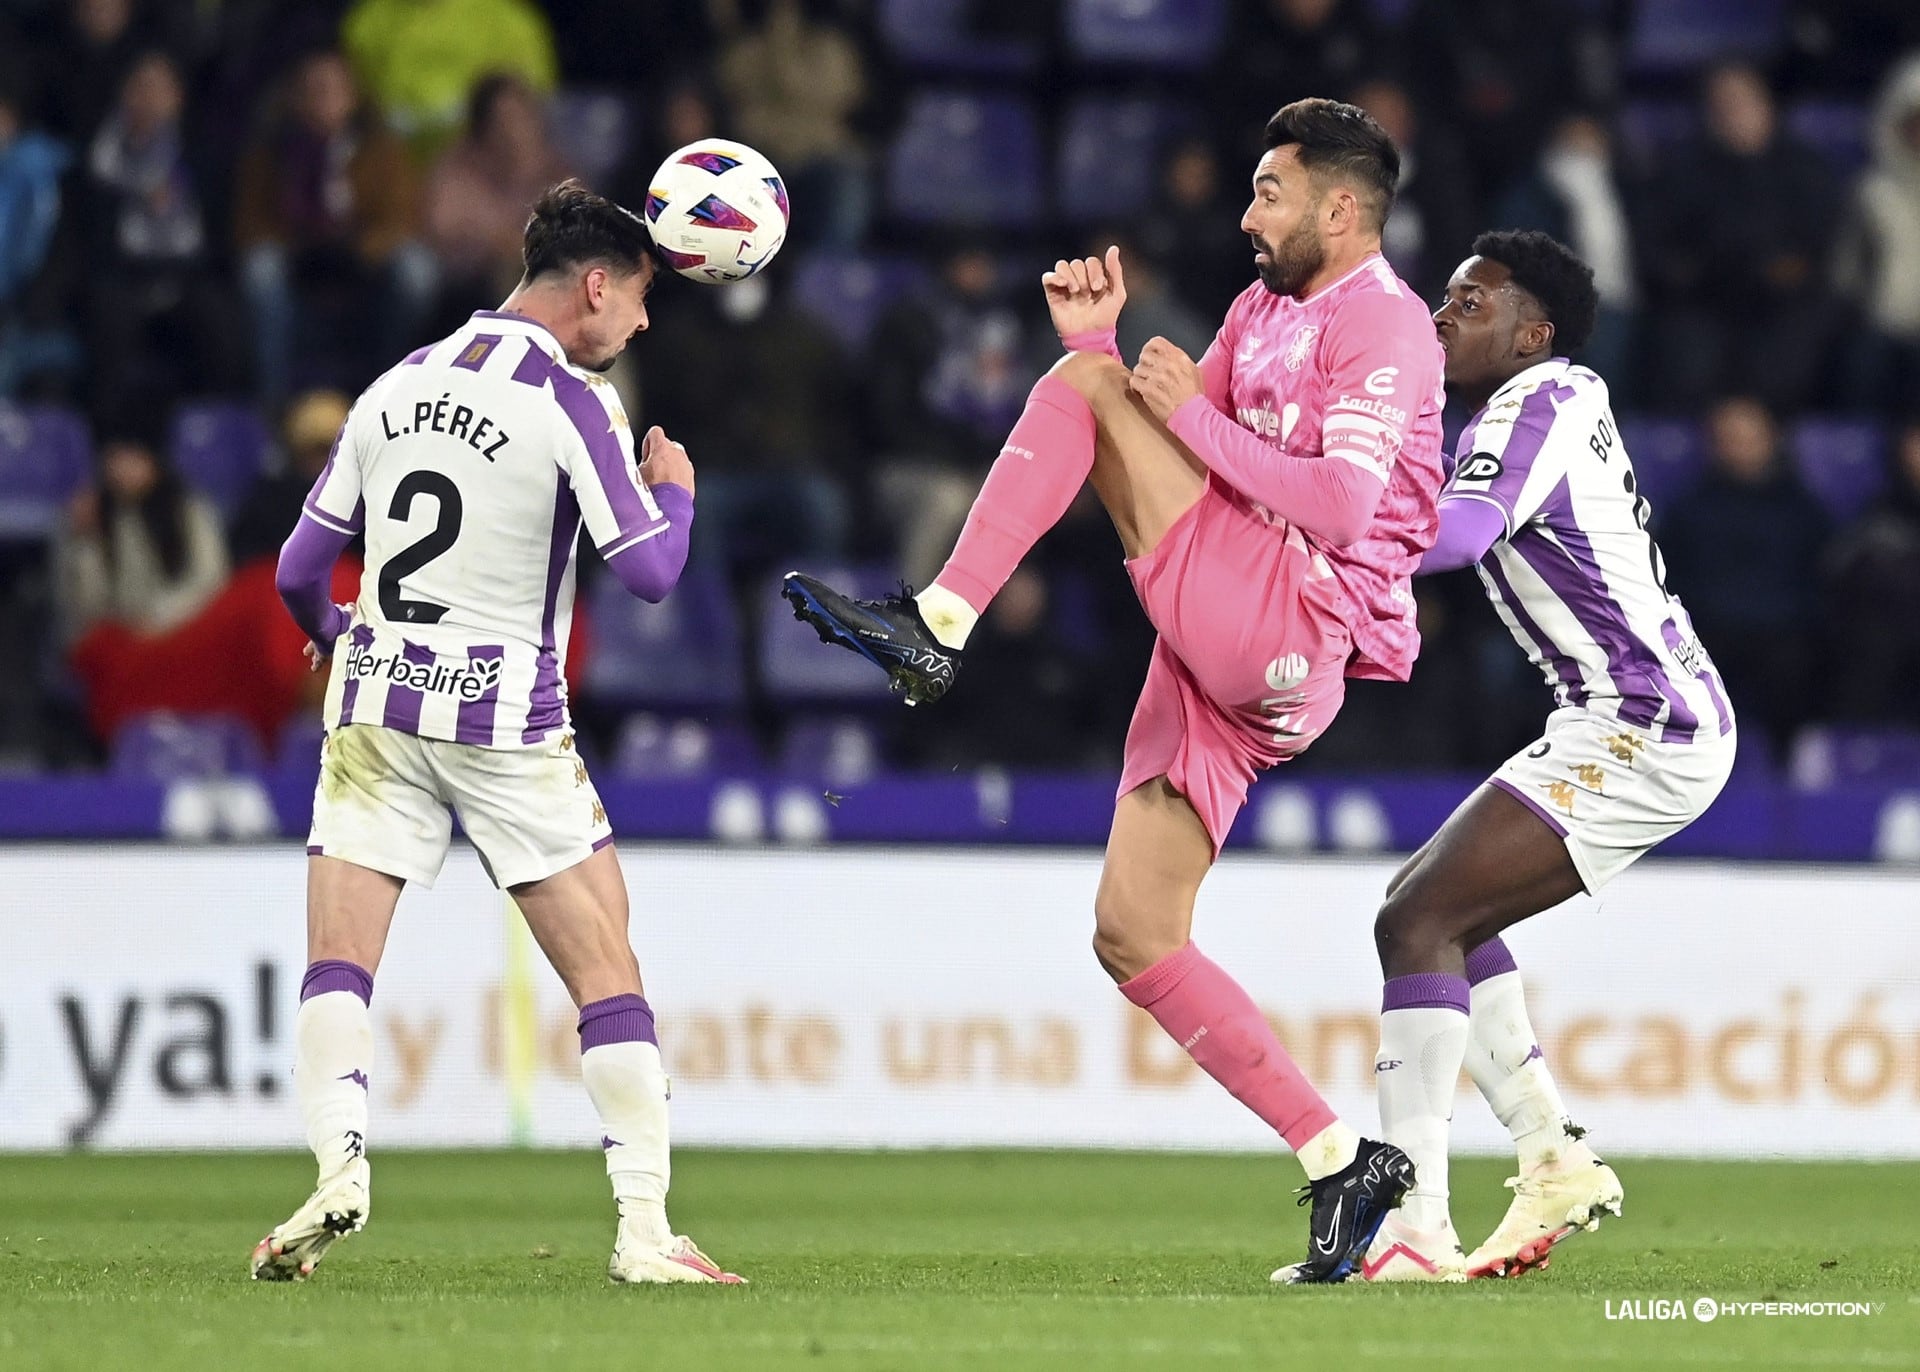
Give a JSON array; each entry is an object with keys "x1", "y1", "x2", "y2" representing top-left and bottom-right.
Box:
[
  {"x1": 1470, "y1": 229, "x2": 1599, "y2": 354},
  {"x1": 522, "y1": 179, "x2": 653, "y2": 282},
  {"x1": 1263, "y1": 97, "x2": 1401, "y2": 231}
]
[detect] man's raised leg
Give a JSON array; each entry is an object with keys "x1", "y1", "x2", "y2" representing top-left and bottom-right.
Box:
[
  {"x1": 252, "y1": 856, "x2": 403, "y2": 1281},
  {"x1": 512, "y1": 845, "x2": 742, "y2": 1284}
]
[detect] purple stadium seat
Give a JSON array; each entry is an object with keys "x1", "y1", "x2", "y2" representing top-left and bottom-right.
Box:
[
  {"x1": 1791, "y1": 726, "x2": 1920, "y2": 789},
  {"x1": 1626, "y1": 0, "x2": 1785, "y2": 73},
  {"x1": 1792, "y1": 417, "x2": 1885, "y2": 523},
  {"x1": 547, "y1": 89, "x2": 635, "y2": 188},
  {"x1": 879, "y1": 0, "x2": 1041, "y2": 75},
  {"x1": 612, "y1": 713, "x2": 759, "y2": 777},
  {"x1": 169, "y1": 403, "x2": 271, "y2": 519},
  {"x1": 1066, "y1": 0, "x2": 1227, "y2": 69},
  {"x1": 583, "y1": 568, "x2": 745, "y2": 710},
  {"x1": 757, "y1": 564, "x2": 901, "y2": 703},
  {"x1": 1619, "y1": 417, "x2": 1706, "y2": 515},
  {"x1": 790, "y1": 254, "x2": 931, "y2": 356},
  {"x1": 1059, "y1": 96, "x2": 1190, "y2": 223},
  {"x1": 779, "y1": 716, "x2": 881, "y2": 786},
  {"x1": 0, "y1": 403, "x2": 90, "y2": 537},
  {"x1": 112, "y1": 712, "x2": 265, "y2": 782},
  {"x1": 885, "y1": 92, "x2": 1042, "y2": 228},
  {"x1": 1787, "y1": 100, "x2": 1871, "y2": 174}
]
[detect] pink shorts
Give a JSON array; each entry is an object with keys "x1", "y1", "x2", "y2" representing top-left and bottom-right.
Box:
[{"x1": 1118, "y1": 480, "x2": 1355, "y2": 856}]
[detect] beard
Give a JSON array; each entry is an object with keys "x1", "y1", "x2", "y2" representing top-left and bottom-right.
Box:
[{"x1": 1254, "y1": 215, "x2": 1327, "y2": 298}]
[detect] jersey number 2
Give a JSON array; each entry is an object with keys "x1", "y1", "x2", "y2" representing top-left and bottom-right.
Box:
[{"x1": 379, "y1": 471, "x2": 463, "y2": 623}]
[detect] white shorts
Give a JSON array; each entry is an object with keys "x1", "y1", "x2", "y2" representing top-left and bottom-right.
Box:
[
  {"x1": 307, "y1": 723, "x2": 613, "y2": 889},
  {"x1": 1490, "y1": 706, "x2": 1737, "y2": 891}
]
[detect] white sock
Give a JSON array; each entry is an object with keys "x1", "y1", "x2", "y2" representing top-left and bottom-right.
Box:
[
  {"x1": 1466, "y1": 969, "x2": 1578, "y2": 1171},
  {"x1": 1296, "y1": 1120, "x2": 1361, "y2": 1181},
  {"x1": 915, "y1": 582, "x2": 979, "y2": 650},
  {"x1": 294, "y1": 990, "x2": 372, "y2": 1181},
  {"x1": 581, "y1": 1040, "x2": 673, "y2": 1245},
  {"x1": 1376, "y1": 975, "x2": 1471, "y2": 1233}
]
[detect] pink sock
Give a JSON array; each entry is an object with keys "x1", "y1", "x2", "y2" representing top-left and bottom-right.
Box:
[
  {"x1": 1121, "y1": 942, "x2": 1337, "y2": 1150},
  {"x1": 934, "y1": 372, "x2": 1096, "y2": 611}
]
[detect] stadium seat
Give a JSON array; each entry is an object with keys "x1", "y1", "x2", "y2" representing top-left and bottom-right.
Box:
[
  {"x1": 1618, "y1": 416, "x2": 1705, "y2": 515},
  {"x1": 111, "y1": 711, "x2": 265, "y2": 782},
  {"x1": 1790, "y1": 726, "x2": 1920, "y2": 789},
  {"x1": 169, "y1": 403, "x2": 272, "y2": 519},
  {"x1": 1625, "y1": 0, "x2": 1785, "y2": 73},
  {"x1": 0, "y1": 403, "x2": 90, "y2": 538},
  {"x1": 789, "y1": 254, "x2": 931, "y2": 357},
  {"x1": 1065, "y1": 0, "x2": 1227, "y2": 69},
  {"x1": 878, "y1": 0, "x2": 1042, "y2": 75},
  {"x1": 612, "y1": 712, "x2": 760, "y2": 778},
  {"x1": 779, "y1": 716, "x2": 881, "y2": 787},
  {"x1": 547, "y1": 89, "x2": 635, "y2": 188},
  {"x1": 583, "y1": 568, "x2": 746, "y2": 711},
  {"x1": 885, "y1": 92, "x2": 1042, "y2": 228},
  {"x1": 1792, "y1": 416, "x2": 1885, "y2": 524},
  {"x1": 1786, "y1": 99, "x2": 1871, "y2": 175},
  {"x1": 757, "y1": 564, "x2": 902, "y2": 704},
  {"x1": 1058, "y1": 96, "x2": 1191, "y2": 223}
]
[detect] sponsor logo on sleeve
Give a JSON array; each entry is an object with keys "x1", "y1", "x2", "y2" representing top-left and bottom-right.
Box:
[
  {"x1": 1364, "y1": 365, "x2": 1399, "y2": 395},
  {"x1": 1456, "y1": 453, "x2": 1503, "y2": 482}
]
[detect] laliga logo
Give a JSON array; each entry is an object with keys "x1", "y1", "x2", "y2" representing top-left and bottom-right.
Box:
[{"x1": 1364, "y1": 366, "x2": 1399, "y2": 396}]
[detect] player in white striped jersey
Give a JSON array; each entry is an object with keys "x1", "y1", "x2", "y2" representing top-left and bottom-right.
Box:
[
  {"x1": 254, "y1": 183, "x2": 741, "y2": 1286},
  {"x1": 1360, "y1": 232, "x2": 1737, "y2": 1283}
]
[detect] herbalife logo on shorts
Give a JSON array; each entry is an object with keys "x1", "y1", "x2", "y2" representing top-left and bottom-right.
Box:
[{"x1": 345, "y1": 642, "x2": 504, "y2": 702}]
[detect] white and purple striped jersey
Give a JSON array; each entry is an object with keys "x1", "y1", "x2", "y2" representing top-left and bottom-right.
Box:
[
  {"x1": 305, "y1": 311, "x2": 672, "y2": 748},
  {"x1": 1443, "y1": 358, "x2": 1734, "y2": 742}
]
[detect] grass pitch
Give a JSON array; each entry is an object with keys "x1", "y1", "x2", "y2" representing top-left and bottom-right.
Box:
[{"x1": 2, "y1": 1150, "x2": 1914, "y2": 1371}]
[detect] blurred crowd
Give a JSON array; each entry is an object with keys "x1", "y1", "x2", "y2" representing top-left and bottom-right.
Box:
[{"x1": 3, "y1": 0, "x2": 1920, "y2": 781}]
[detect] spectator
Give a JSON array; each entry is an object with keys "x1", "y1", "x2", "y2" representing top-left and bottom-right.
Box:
[
  {"x1": 425, "y1": 73, "x2": 571, "y2": 311},
  {"x1": 81, "y1": 51, "x2": 248, "y2": 401},
  {"x1": 1134, "y1": 139, "x2": 1254, "y2": 319},
  {"x1": 36, "y1": 0, "x2": 150, "y2": 146},
  {"x1": 1225, "y1": 0, "x2": 1383, "y2": 160},
  {"x1": 636, "y1": 272, "x2": 852, "y2": 575},
  {"x1": 0, "y1": 75, "x2": 74, "y2": 395},
  {"x1": 1351, "y1": 75, "x2": 1477, "y2": 305},
  {"x1": 1834, "y1": 52, "x2": 1920, "y2": 415},
  {"x1": 712, "y1": 0, "x2": 868, "y2": 251},
  {"x1": 1493, "y1": 114, "x2": 1638, "y2": 398},
  {"x1": 1825, "y1": 421, "x2": 1920, "y2": 726},
  {"x1": 867, "y1": 245, "x2": 1039, "y2": 584},
  {"x1": 56, "y1": 418, "x2": 230, "y2": 642},
  {"x1": 1403, "y1": 0, "x2": 1594, "y2": 204},
  {"x1": 342, "y1": 0, "x2": 557, "y2": 154},
  {"x1": 234, "y1": 50, "x2": 436, "y2": 401},
  {"x1": 1642, "y1": 63, "x2": 1840, "y2": 410},
  {"x1": 229, "y1": 388, "x2": 352, "y2": 567},
  {"x1": 1660, "y1": 398, "x2": 1829, "y2": 752}
]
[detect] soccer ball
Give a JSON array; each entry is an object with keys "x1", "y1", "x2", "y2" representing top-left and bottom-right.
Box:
[{"x1": 642, "y1": 139, "x2": 789, "y2": 284}]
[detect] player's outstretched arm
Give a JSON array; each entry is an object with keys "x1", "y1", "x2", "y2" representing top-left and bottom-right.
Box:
[
  {"x1": 1046, "y1": 245, "x2": 1126, "y2": 357},
  {"x1": 598, "y1": 426, "x2": 695, "y2": 604},
  {"x1": 1417, "y1": 497, "x2": 1506, "y2": 574}
]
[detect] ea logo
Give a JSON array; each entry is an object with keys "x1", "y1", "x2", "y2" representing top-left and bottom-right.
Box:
[
  {"x1": 1266, "y1": 654, "x2": 1309, "y2": 691},
  {"x1": 1364, "y1": 365, "x2": 1399, "y2": 396},
  {"x1": 1692, "y1": 1297, "x2": 1718, "y2": 1322},
  {"x1": 1457, "y1": 453, "x2": 1504, "y2": 482}
]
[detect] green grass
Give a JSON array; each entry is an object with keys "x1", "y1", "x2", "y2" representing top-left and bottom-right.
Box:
[{"x1": 1, "y1": 1151, "x2": 1914, "y2": 1371}]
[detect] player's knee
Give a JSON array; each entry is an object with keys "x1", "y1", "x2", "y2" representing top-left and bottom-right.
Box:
[
  {"x1": 1090, "y1": 898, "x2": 1183, "y2": 984},
  {"x1": 1372, "y1": 884, "x2": 1435, "y2": 964},
  {"x1": 1048, "y1": 349, "x2": 1128, "y2": 402}
]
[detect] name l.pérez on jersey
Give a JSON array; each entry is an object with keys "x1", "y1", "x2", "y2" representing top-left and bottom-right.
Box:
[{"x1": 379, "y1": 392, "x2": 510, "y2": 460}]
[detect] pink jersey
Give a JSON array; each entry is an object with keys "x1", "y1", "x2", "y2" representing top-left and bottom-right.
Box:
[{"x1": 1169, "y1": 253, "x2": 1445, "y2": 681}]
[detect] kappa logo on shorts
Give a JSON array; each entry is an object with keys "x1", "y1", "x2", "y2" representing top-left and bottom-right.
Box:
[
  {"x1": 1544, "y1": 780, "x2": 1578, "y2": 815},
  {"x1": 1604, "y1": 733, "x2": 1647, "y2": 766},
  {"x1": 1569, "y1": 762, "x2": 1607, "y2": 792}
]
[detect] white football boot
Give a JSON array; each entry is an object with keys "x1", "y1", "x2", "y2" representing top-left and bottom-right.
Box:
[
  {"x1": 1466, "y1": 1141, "x2": 1624, "y2": 1279},
  {"x1": 1361, "y1": 1211, "x2": 1469, "y2": 1282},
  {"x1": 608, "y1": 1219, "x2": 745, "y2": 1285},
  {"x1": 251, "y1": 1145, "x2": 370, "y2": 1282}
]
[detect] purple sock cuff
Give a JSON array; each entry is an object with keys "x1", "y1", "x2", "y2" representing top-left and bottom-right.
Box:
[
  {"x1": 1465, "y1": 937, "x2": 1519, "y2": 986},
  {"x1": 300, "y1": 959, "x2": 373, "y2": 1005},
  {"x1": 1382, "y1": 972, "x2": 1470, "y2": 1015},
  {"x1": 578, "y1": 993, "x2": 657, "y2": 1051}
]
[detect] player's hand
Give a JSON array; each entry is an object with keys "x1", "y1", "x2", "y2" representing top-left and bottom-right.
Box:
[
  {"x1": 1043, "y1": 245, "x2": 1127, "y2": 338},
  {"x1": 1129, "y1": 337, "x2": 1204, "y2": 422},
  {"x1": 640, "y1": 425, "x2": 695, "y2": 500}
]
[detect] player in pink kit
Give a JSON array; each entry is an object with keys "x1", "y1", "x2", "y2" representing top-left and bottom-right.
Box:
[{"x1": 785, "y1": 99, "x2": 1446, "y2": 1282}]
